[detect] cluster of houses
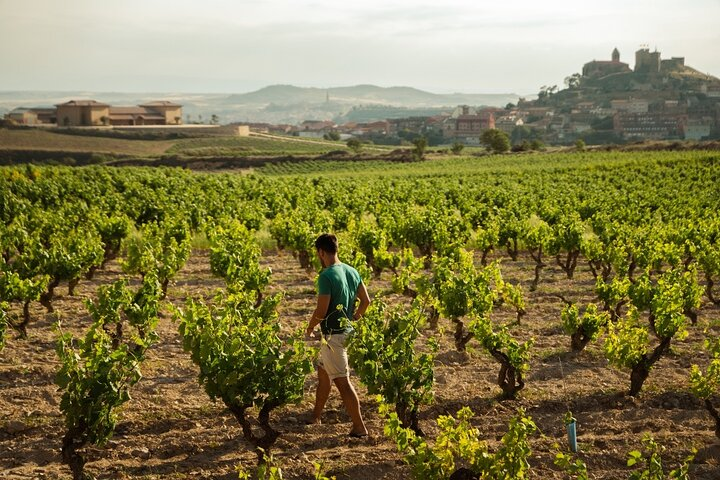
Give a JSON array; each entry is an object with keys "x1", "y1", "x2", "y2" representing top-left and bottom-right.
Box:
[
  {"x1": 513, "y1": 96, "x2": 718, "y2": 143},
  {"x1": 243, "y1": 96, "x2": 717, "y2": 145},
  {"x1": 237, "y1": 105, "x2": 499, "y2": 146},
  {"x1": 294, "y1": 105, "x2": 497, "y2": 145},
  {"x1": 237, "y1": 47, "x2": 720, "y2": 145},
  {"x1": 272, "y1": 47, "x2": 719, "y2": 144},
  {"x1": 570, "y1": 47, "x2": 719, "y2": 141}
]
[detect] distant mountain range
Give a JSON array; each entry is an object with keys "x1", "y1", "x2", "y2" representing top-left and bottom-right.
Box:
[
  {"x1": 227, "y1": 84, "x2": 521, "y2": 108},
  {"x1": 0, "y1": 85, "x2": 524, "y2": 124}
]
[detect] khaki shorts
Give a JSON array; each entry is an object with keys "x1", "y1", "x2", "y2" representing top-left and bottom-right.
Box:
[{"x1": 317, "y1": 333, "x2": 350, "y2": 380}]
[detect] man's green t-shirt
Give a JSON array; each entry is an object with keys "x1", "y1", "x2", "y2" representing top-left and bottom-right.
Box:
[{"x1": 317, "y1": 263, "x2": 362, "y2": 334}]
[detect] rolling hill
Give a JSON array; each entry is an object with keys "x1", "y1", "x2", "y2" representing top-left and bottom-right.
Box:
[{"x1": 0, "y1": 86, "x2": 523, "y2": 125}]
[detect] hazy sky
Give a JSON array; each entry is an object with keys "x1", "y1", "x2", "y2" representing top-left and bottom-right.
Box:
[{"x1": 1, "y1": 0, "x2": 718, "y2": 95}]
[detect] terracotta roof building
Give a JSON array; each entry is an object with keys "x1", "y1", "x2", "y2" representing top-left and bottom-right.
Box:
[
  {"x1": 5, "y1": 107, "x2": 56, "y2": 125},
  {"x1": 582, "y1": 48, "x2": 632, "y2": 78},
  {"x1": 442, "y1": 105, "x2": 495, "y2": 144},
  {"x1": 53, "y1": 100, "x2": 182, "y2": 127}
]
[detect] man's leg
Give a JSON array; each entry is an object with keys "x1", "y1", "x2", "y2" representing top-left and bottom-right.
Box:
[
  {"x1": 311, "y1": 366, "x2": 331, "y2": 423},
  {"x1": 333, "y1": 376, "x2": 368, "y2": 435}
]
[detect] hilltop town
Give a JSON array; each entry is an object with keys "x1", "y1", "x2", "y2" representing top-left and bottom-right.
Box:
[
  {"x1": 298, "y1": 47, "x2": 718, "y2": 146},
  {"x1": 4, "y1": 46, "x2": 719, "y2": 146}
]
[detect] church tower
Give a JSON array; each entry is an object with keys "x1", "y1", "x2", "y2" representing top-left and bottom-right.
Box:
[{"x1": 612, "y1": 47, "x2": 620, "y2": 62}]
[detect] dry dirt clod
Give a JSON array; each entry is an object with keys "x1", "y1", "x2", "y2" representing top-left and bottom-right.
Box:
[
  {"x1": 5, "y1": 420, "x2": 30, "y2": 434},
  {"x1": 130, "y1": 447, "x2": 151, "y2": 459}
]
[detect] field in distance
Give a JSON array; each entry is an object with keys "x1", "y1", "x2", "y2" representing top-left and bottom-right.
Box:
[{"x1": 0, "y1": 128, "x2": 387, "y2": 159}]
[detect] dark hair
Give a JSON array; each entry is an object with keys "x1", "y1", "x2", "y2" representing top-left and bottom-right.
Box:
[{"x1": 314, "y1": 233, "x2": 338, "y2": 254}]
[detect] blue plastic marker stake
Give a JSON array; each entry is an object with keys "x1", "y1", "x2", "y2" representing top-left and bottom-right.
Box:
[{"x1": 566, "y1": 419, "x2": 578, "y2": 453}]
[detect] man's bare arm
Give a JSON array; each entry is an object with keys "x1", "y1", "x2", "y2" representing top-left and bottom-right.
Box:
[
  {"x1": 353, "y1": 282, "x2": 371, "y2": 320},
  {"x1": 306, "y1": 294, "x2": 331, "y2": 337}
]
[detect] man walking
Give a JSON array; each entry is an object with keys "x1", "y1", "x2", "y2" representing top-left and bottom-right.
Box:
[{"x1": 306, "y1": 233, "x2": 370, "y2": 437}]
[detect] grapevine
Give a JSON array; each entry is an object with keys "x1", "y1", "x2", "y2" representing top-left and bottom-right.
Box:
[
  {"x1": 381, "y1": 403, "x2": 537, "y2": 480},
  {"x1": 347, "y1": 300, "x2": 437, "y2": 434},
  {"x1": 689, "y1": 336, "x2": 720, "y2": 439},
  {"x1": 176, "y1": 288, "x2": 314, "y2": 463},
  {"x1": 561, "y1": 302, "x2": 610, "y2": 352},
  {"x1": 56, "y1": 274, "x2": 160, "y2": 480}
]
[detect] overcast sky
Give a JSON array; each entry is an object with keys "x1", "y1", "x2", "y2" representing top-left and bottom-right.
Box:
[{"x1": 1, "y1": 0, "x2": 718, "y2": 95}]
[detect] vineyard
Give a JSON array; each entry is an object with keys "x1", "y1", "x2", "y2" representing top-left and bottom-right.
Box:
[
  {"x1": 166, "y1": 135, "x2": 364, "y2": 158},
  {"x1": 0, "y1": 129, "x2": 176, "y2": 157},
  {"x1": 0, "y1": 129, "x2": 364, "y2": 161},
  {"x1": 1, "y1": 150, "x2": 720, "y2": 479}
]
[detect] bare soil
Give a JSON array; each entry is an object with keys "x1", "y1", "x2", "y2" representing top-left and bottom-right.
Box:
[
  {"x1": 1, "y1": 249, "x2": 719, "y2": 479},
  {"x1": 0, "y1": 130, "x2": 175, "y2": 156}
]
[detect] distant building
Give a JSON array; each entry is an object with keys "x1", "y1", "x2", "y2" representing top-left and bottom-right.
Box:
[
  {"x1": 494, "y1": 115, "x2": 524, "y2": 135},
  {"x1": 442, "y1": 106, "x2": 495, "y2": 144},
  {"x1": 614, "y1": 112, "x2": 685, "y2": 139},
  {"x1": 356, "y1": 120, "x2": 390, "y2": 135},
  {"x1": 133, "y1": 101, "x2": 183, "y2": 125},
  {"x1": 56, "y1": 100, "x2": 111, "y2": 126},
  {"x1": 108, "y1": 107, "x2": 165, "y2": 126},
  {"x1": 5, "y1": 107, "x2": 56, "y2": 125},
  {"x1": 337, "y1": 122, "x2": 371, "y2": 136},
  {"x1": 54, "y1": 100, "x2": 182, "y2": 127},
  {"x1": 661, "y1": 100, "x2": 688, "y2": 116},
  {"x1": 684, "y1": 119, "x2": 712, "y2": 140},
  {"x1": 297, "y1": 120, "x2": 335, "y2": 138},
  {"x1": 582, "y1": 48, "x2": 632, "y2": 78},
  {"x1": 425, "y1": 115, "x2": 448, "y2": 135},
  {"x1": 635, "y1": 47, "x2": 687, "y2": 75},
  {"x1": 635, "y1": 48, "x2": 661, "y2": 73},
  {"x1": 388, "y1": 117, "x2": 430, "y2": 135},
  {"x1": 700, "y1": 84, "x2": 720, "y2": 98},
  {"x1": 299, "y1": 120, "x2": 335, "y2": 131},
  {"x1": 610, "y1": 98, "x2": 649, "y2": 114},
  {"x1": 661, "y1": 57, "x2": 685, "y2": 72},
  {"x1": 524, "y1": 107, "x2": 554, "y2": 118},
  {"x1": 572, "y1": 102, "x2": 595, "y2": 114},
  {"x1": 232, "y1": 122, "x2": 294, "y2": 135}
]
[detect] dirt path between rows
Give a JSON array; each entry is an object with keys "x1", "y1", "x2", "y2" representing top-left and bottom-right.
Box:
[{"x1": 1, "y1": 249, "x2": 719, "y2": 479}]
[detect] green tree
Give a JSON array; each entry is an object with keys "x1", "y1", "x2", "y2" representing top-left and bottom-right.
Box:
[
  {"x1": 564, "y1": 73, "x2": 582, "y2": 89},
  {"x1": 480, "y1": 129, "x2": 511, "y2": 154},
  {"x1": 411, "y1": 136, "x2": 428, "y2": 161},
  {"x1": 511, "y1": 125, "x2": 541, "y2": 145},
  {"x1": 530, "y1": 139, "x2": 544, "y2": 150},
  {"x1": 537, "y1": 85, "x2": 558, "y2": 99},
  {"x1": 346, "y1": 138, "x2": 363, "y2": 153}
]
